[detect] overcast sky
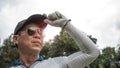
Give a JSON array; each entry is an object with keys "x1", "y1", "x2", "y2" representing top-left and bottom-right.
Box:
[{"x1": 0, "y1": 0, "x2": 120, "y2": 49}]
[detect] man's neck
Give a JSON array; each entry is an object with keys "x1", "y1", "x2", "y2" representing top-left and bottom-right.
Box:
[{"x1": 19, "y1": 52, "x2": 39, "y2": 67}]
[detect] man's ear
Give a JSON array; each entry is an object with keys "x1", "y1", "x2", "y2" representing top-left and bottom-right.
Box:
[{"x1": 13, "y1": 35, "x2": 19, "y2": 45}]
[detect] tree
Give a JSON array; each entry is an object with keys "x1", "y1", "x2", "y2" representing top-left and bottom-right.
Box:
[
  {"x1": 0, "y1": 37, "x2": 19, "y2": 67},
  {"x1": 102, "y1": 47, "x2": 117, "y2": 68},
  {"x1": 42, "y1": 31, "x2": 79, "y2": 58},
  {"x1": 91, "y1": 46, "x2": 120, "y2": 68}
]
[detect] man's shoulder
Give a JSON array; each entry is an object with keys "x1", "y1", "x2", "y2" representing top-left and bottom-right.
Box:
[{"x1": 39, "y1": 56, "x2": 68, "y2": 64}]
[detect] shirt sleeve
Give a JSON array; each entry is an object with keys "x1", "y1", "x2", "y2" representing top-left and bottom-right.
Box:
[{"x1": 64, "y1": 22, "x2": 100, "y2": 68}]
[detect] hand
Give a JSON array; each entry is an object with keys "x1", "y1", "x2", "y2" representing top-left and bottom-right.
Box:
[{"x1": 44, "y1": 11, "x2": 69, "y2": 27}]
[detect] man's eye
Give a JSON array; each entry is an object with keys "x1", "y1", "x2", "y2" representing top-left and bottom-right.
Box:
[{"x1": 27, "y1": 29, "x2": 35, "y2": 36}]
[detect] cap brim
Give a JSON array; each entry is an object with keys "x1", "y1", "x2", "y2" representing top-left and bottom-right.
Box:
[
  {"x1": 24, "y1": 14, "x2": 47, "y2": 29},
  {"x1": 38, "y1": 22, "x2": 47, "y2": 29}
]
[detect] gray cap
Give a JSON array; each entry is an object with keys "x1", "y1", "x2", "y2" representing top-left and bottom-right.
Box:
[{"x1": 14, "y1": 14, "x2": 47, "y2": 35}]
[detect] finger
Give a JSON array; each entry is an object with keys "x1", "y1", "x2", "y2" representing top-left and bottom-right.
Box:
[
  {"x1": 43, "y1": 13, "x2": 48, "y2": 18},
  {"x1": 55, "y1": 11, "x2": 62, "y2": 18},
  {"x1": 55, "y1": 11, "x2": 66, "y2": 19},
  {"x1": 48, "y1": 13, "x2": 58, "y2": 21}
]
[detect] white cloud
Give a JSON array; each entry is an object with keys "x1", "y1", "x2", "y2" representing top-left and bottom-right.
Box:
[{"x1": 0, "y1": 0, "x2": 120, "y2": 49}]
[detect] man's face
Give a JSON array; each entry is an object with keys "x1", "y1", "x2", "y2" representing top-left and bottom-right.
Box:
[{"x1": 14, "y1": 23, "x2": 45, "y2": 54}]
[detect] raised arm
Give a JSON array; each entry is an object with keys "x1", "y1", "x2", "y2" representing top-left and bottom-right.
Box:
[
  {"x1": 44, "y1": 11, "x2": 100, "y2": 68},
  {"x1": 65, "y1": 22, "x2": 99, "y2": 68}
]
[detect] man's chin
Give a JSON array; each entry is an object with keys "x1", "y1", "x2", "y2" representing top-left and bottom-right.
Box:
[{"x1": 32, "y1": 47, "x2": 42, "y2": 52}]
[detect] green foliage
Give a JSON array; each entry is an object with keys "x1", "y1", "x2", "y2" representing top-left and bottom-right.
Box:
[
  {"x1": 89, "y1": 47, "x2": 120, "y2": 68},
  {"x1": 0, "y1": 37, "x2": 19, "y2": 67}
]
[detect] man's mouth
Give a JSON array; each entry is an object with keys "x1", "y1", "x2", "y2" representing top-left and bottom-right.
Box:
[{"x1": 32, "y1": 40, "x2": 41, "y2": 45}]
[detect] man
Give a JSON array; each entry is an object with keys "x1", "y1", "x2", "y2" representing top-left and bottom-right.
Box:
[{"x1": 11, "y1": 11, "x2": 99, "y2": 68}]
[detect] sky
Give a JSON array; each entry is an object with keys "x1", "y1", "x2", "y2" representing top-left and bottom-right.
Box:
[{"x1": 0, "y1": 0, "x2": 120, "y2": 49}]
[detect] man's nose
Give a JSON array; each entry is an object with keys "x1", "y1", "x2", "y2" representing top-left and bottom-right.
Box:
[{"x1": 33, "y1": 31, "x2": 41, "y2": 39}]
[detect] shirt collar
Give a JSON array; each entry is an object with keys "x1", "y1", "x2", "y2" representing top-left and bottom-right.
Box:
[{"x1": 12, "y1": 55, "x2": 44, "y2": 66}]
